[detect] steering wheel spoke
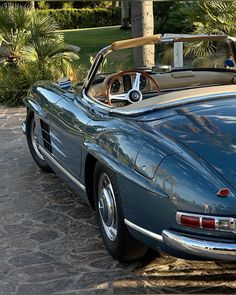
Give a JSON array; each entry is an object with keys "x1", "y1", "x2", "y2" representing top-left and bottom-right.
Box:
[
  {"x1": 107, "y1": 70, "x2": 160, "y2": 107},
  {"x1": 132, "y1": 73, "x2": 141, "y2": 91},
  {"x1": 109, "y1": 93, "x2": 128, "y2": 102}
]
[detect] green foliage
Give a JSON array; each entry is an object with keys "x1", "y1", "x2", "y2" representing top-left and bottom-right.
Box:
[
  {"x1": 162, "y1": 3, "x2": 191, "y2": 34},
  {"x1": 153, "y1": 2, "x2": 177, "y2": 34},
  {"x1": 180, "y1": 1, "x2": 236, "y2": 36},
  {"x1": 0, "y1": 4, "x2": 80, "y2": 106},
  {"x1": 37, "y1": 1, "x2": 107, "y2": 9},
  {"x1": 38, "y1": 1, "x2": 49, "y2": 10},
  {"x1": 63, "y1": 2, "x2": 73, "y2": 9},
  {"x1": 179, "y1": 1, "x2": 236, "y2": 58},
  {"x1": 0, "y1": 65, "x2": 30, "y2": 106},
  {"x1": 154, "y1": 1, "x2": 236, "y2": 59},
  {"x1": 37, "y1": 7, "x2": 121, "y2": 30},
  {"x1": 154, "y1": 1, "x2": 236, "y2": 36}
]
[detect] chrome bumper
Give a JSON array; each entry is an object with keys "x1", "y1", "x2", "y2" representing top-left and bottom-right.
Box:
[
  {"x1": 21, "y1": 121, "x2": 26, "y2": 134},
  {"x1": 163, "y1": 229, "x2": 236, "y2": 261}
]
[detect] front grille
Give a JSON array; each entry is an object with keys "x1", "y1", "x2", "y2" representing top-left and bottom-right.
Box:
[{"x1": 40, "y1": 120, "x2": 52, "y2": 153}]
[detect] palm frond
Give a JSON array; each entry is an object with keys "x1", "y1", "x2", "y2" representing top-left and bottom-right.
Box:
[
  {"x1": 0, "y1": 4, "x2": 81, "y2": 84},
  {"x1": 47, "y1": 44, "x2": 81, "y2": 58},
  {"x1": 185, "y1": 41, "x2": 216, "y2": 59},
  {"x1": 11, "y1": 5, "x2": 31, "y2": 31},
  {"x1": 19, "y1": 45, "x2": 39, "y2": 63},
  {"x1": 0, "y1": 4, "x2": 31, "y2": 33},
  {"x1": 28, "y1": 13, "x2": 62, "y2": 43}
]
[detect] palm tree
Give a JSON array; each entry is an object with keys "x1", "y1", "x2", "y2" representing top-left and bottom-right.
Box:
[
  {"x1": 180, "y1": 1, "x2": 236, "y2": 58},
  {"x1": 182, "y1": 1, "x2": 236, "y2": 36},
  {"x1": 0, "y1": 4, "x2": 80, "y2": 106},
  {"x1": 131, "y1": 0, "x2": 154, "y2": 68},
  {"x1": 0, "y1": 5, "x2": 80, "y2": 76},
  {"x1": 120, "y1": 0, "x2": 129, "y2": 30}
]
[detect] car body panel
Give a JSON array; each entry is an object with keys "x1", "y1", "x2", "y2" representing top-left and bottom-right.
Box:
[{"x1": 159, "y1": 98, "x2": 236, "y2": 190}]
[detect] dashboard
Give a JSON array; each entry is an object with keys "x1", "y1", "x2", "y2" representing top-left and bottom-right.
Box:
[{"x1": 110, "y1": 74, "x2": 148, "y2": 93}]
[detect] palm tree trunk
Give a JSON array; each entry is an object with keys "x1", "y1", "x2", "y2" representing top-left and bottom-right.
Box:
[
  {"x1": 30, "y1": 1, "x2": 35, "y2": 9},
  {"x1": 131, "y1": 0, "x2": 154, "y2": 68},
  {"x1": 120, "y1": 0, "x2": 130, "y2": 30}
]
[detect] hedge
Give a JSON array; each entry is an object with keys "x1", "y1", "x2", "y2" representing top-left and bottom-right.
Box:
[{"x1": 37, "y1": 8, "x2": 121, "y2": 30}]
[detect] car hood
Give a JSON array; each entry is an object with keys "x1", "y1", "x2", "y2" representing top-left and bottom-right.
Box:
[{"x1": 147, "y1": 100, "x2": 236, "y2": 189}]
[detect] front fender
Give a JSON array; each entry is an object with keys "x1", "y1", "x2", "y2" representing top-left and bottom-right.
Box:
[
  {"x1": 23, "y1": 96, "x2": 46, "y2": 117},
  {"x1": 23, "y1": 81, "x2": 65, "y2": 118}
]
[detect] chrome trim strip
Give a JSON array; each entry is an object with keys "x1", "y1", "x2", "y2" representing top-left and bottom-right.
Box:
[
  {"x1": 51, "y1": 143, "x2": 67, "y2": 158},
  {"x1": 39, "y1": 146, "x2": 86, "y2": 192},
  {"x1": 49, "y1": 131, "x2": 62, "y2": 144},
  {"x1": 163, "y1": 229, "x2": 236, "y2": 261},
  {"x1": 83, "y1": 45, "x2": 112, "y2": 90},
  {"x1": 124, "y1": 219, "x2": 163, "y2": 242},
  {"x1": 82, "y1": 89, "x2": 111, "y2": 111}
]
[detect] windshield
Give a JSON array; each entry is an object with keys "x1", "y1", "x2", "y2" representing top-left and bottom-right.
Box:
[{"x1": 93, "y1": 38, "x2": 235, "y2": 81}]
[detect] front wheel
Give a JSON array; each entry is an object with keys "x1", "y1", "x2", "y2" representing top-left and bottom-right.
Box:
[
  {"x1": 94, "y1": 162, "x2": 147, "y2": 262},
  {"x1": 26, "y1": 110, "x2": 52, "y2": 172}
]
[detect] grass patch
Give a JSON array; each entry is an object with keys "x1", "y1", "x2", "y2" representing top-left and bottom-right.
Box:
[{"x1": 61, "y1": 26, "x2": 131, "y2": 69}]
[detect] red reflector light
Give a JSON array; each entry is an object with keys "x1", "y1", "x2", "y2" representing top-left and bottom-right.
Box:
[
  {"x1": 177, "y1": 212, "x2": 235, "y2": 232},
  {"x1": 180, "y1": 215, "x2": 200, "y2": 228},
  {"x1": 217, "y1": 188, "x2": 230, "y2": 197},
  {"x1": 202, "y1": 218, "x2": 215, "y2": 229}
]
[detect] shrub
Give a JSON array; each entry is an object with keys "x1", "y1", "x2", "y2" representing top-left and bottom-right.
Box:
[{"x1": 36, "y1": 7, "x2": 121, "y2": 30}]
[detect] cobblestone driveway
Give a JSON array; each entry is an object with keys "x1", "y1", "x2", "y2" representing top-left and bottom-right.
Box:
[{"x1": 1, "y1": 107, "x2": 236, "y2": 295}]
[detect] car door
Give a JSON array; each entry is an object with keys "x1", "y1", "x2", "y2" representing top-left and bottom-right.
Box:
[{"x1": 45, "y1": 94, "x2": 90, "y2": 179}]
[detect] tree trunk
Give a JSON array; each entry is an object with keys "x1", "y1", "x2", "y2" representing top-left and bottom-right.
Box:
[
  {"x1": 30, "y1": 1, "x2": 35, "y2": 9},
  {"x1": 120, "y1": 0, "x2": 130, "y2": 30},
  {"x1": 131, "y1": 0, "x2": 154, "y2": 68}
]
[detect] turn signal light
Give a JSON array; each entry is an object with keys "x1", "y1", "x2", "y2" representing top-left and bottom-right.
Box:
[{"x1": 176, "y1": 212, "x2": 235, "y2": 233}]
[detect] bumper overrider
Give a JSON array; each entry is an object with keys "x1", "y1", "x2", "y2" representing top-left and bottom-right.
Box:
[{"x1": 125, "y1": 219, "x2": 236, "y2": 261}]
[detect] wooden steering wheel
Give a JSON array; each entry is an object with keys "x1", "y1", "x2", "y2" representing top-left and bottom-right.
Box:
[{"x1": 107, "y1": 70, "x2": 160, "y2": 106}]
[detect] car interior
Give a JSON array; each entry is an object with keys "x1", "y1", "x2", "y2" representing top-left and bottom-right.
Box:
[{"x1": 85, "y1": 34, "x2": 236, "y2": 109}]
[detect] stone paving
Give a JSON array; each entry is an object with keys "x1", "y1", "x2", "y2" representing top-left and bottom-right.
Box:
[{"x1": 1, "y1": 106, "x2": 236, "y2": 295}]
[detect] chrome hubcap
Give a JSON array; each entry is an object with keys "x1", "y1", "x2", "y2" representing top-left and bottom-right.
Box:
[
  {"x1": 30, "y1": 118, "x2": 44, "y2": 160},
  {"x1": 98, "y1": 173, "x2": 118, "y2": 241}
]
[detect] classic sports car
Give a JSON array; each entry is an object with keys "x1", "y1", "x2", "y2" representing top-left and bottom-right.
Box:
[{"x1": 22, "y1": 33, "x2": 236, "y2": 262}]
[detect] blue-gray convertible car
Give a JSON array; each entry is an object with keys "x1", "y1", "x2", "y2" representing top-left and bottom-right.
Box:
[{"x1": 22, "y1": 34, "x2": 236, "y2": 261}]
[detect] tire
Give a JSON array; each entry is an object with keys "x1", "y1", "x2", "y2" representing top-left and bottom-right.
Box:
[
  {"x1": 26, "y1": 110, "x2": 52, "y2": 172},
  {"x1": 94, "y1": 162, "x2": 148, "y2": 262}
]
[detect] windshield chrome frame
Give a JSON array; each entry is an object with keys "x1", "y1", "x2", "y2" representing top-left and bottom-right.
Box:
[{"x1": 83, "y1": 45, "x2": 112, "y2": 91}]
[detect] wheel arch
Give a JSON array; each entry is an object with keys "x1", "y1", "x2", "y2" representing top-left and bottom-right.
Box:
[{"x1": 84, "y1": 153, "x2": 97, "y2": 210}]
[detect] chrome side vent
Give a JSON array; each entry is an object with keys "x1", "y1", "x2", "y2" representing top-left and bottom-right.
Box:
[{"x1": 40, "y1": 120, "x2": 52, "y2": 153}]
